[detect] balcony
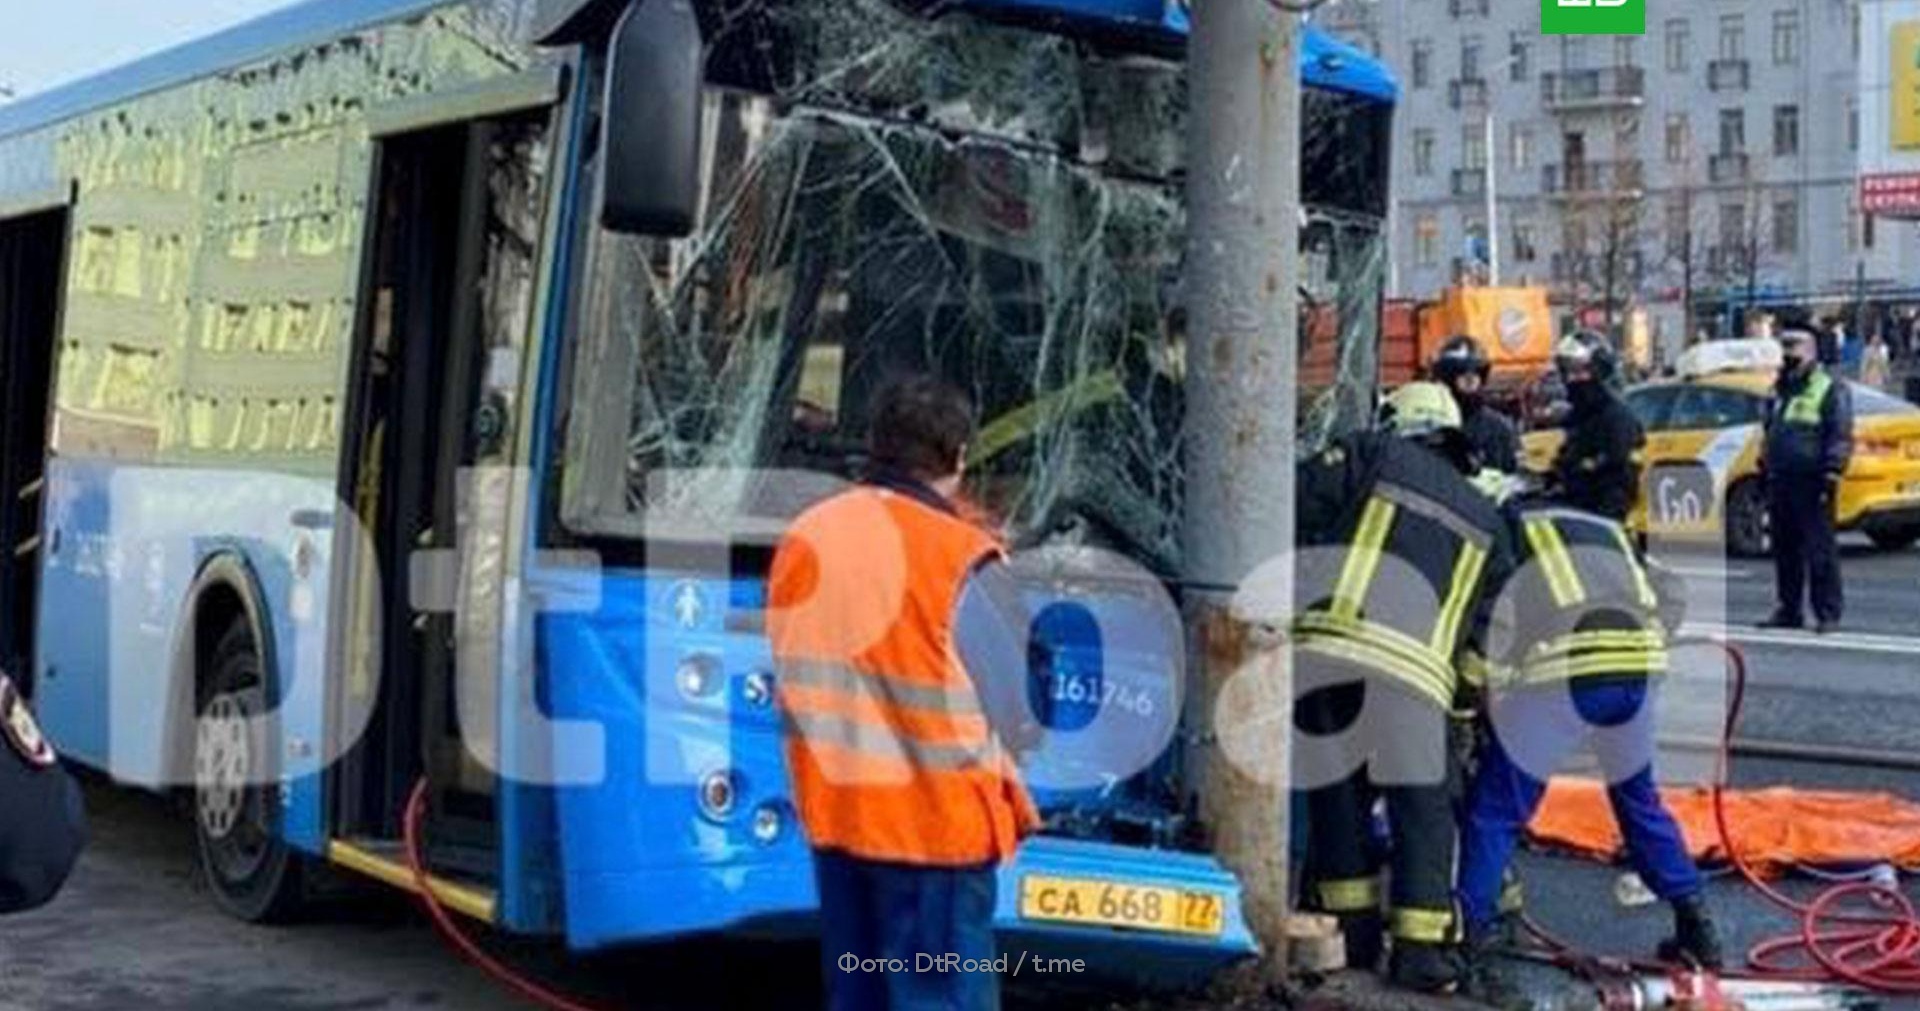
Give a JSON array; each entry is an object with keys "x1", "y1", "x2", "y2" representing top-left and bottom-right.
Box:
[
  {"x1": 1449, "y1": 77, "x2": 1490, "y2": 110},
  {"x1": 1541, "y1": 160, "x2": 1645, "y2": 199},
  {"x1": 1709, "y1": 58, "x2": 1750, "y2": 92},
  {"x1": 1709, "y1": 151, "x2": 1751, "y2": 184},
  {"x1": 1451, "y1": 168, "x2": 1487, "y2": 198},
  {"x1": 1541, "y1": 68, "x2": 1646, "y2": 111}
]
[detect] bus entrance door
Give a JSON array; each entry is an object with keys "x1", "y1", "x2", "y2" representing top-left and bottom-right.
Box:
[
  {"x1": 0, "y1": 208, "x2": 67, "y2": 695},
  {"x1": 334, "y1": 109, "x2": 550, "y2": 891}
]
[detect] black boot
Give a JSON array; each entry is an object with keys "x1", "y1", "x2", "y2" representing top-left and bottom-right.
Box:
[
  {"x1": 1656, "y1": 896, "x2": 1725, "y2": 970},
  {"x1": 1388, "y1": 940, "x2": 1462, "y2": 994},
  {"x1": 1336, "y1": 912, "x2": 1385, "y2": 972},
  {"x1": 1462, "y1": 932, "x2": 1527, "y2": 1010}
]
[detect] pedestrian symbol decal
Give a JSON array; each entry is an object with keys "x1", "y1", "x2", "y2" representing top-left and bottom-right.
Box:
[{"x1": 672, "y1": 581, "x2": 706, "y2": 629}]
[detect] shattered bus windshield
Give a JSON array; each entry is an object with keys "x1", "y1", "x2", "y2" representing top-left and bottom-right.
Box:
[{"x1": 560, "y1": 5, "x2": 1389, "y2": 575}]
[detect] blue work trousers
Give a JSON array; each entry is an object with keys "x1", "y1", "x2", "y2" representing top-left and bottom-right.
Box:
[
  {"x1": 814, "y1": 848, "x2": 1000, "y2": 1011},
  {"x1": 1458, "y1": 678, "x2": 1703, "y2": 933}
]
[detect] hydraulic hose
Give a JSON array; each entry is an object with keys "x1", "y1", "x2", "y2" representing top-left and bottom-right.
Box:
[
  {"x1": 1708, "y1": 643, "x2": 1920, "y2": 993},
  {"x1": 402, "y1": 779, "x2": 613, "y2": 1011},
  {"x1": 1517, "y1": 639, "x2": 1920, "y2": 995}
]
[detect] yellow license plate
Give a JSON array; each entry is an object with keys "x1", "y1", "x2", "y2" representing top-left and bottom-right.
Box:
[{"x1": 1018, "y1": 875, "x2": 1225, "y2": 936}]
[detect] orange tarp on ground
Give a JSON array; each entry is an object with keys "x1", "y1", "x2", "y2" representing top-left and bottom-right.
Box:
[{"x1": 1528, "y1": 777, "x2": 1920, "y2": 875}]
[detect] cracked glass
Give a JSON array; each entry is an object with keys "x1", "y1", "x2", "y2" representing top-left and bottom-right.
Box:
[{"x1": 560, "y1": 0, "x2": 1390, "y2": 579}]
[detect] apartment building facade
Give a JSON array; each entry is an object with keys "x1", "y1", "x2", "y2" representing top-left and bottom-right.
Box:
[{"x1": 1319, "y1": 0, "x2": 1919, "y2": 354}]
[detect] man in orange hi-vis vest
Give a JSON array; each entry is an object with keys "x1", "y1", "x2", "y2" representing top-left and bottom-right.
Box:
[{"x1": 768, "y1": 374, "x2": 1041, "y2": 1011}]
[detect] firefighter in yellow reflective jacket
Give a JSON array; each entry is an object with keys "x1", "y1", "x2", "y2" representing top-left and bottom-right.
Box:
[
  {"x1": 1458, "y1": 498, "x2": 1722, "y2": 994},
  {"x1": 1294, "y1": 382, "x2": 1515, "y2": 994}
]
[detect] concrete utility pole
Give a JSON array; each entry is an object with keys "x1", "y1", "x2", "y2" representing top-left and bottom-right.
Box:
[{"x1": 1181, "y1": 0, "x2": 1301, "y2": 983}]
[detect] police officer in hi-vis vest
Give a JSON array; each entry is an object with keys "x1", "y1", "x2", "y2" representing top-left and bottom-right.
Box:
[
  {"x1": 1760, "y1": 329, "x2": 1852, "y2": 634},
  {"x1": 0, "y1": 672, "x2": 85, "y2": 916},
  {"x1": 1293, "y1": 382, "x2": 1514, "y2": 994},
  {"x1": 768, "y1": 375, "x2": 1040, "y2": 1011}
]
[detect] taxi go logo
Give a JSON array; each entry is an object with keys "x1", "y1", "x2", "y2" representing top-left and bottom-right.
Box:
[{"x1": 1543, "y1": 0, "x2": 1645, "y2": 36}]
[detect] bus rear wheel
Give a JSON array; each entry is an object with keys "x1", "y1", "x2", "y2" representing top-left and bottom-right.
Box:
[{"x1": 193, "y1": 618, "x2": 305, "y2": 922}]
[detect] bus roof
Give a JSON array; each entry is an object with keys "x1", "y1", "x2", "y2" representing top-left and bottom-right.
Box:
[{"x1": 0, "y1": 0, "x2": 1395, "y2": 143}]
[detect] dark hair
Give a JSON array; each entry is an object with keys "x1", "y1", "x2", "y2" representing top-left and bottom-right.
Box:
[{"x1": 868, "y1": 374, "x2": 975, "y2": 480}]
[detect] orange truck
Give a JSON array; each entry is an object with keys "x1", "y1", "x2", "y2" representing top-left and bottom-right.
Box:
[
  {"x1": 1391, "y1": 285, "x2": 1557, "y2": 387},
  {"x1": 1302, "y1": 286, "x2": 1557, "y2": 416}
]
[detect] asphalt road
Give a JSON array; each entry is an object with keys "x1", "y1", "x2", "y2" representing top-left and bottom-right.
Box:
[
  {"x1": 1509, "y1": 537, "x2": 1920, "y2": 1009},
  {"x1": 1, "y1": 542, "x2": 1914, "y2": 1010}
]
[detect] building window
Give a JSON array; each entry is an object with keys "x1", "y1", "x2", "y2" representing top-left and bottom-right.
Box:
[
  {"x1": 1512, "y1": 219, "x2": 1538, "y2": 263},
  {"x1": 1414, "y1": 129, "x2": 1435, "y2": 176},
  {"x1": 1510, "y1": 33, "x2": 1531, "y2": 81},
  {"x1": 1564, "y1": 218, "x2": 1589, "y2": 255},
  {"x1": 1462, "y1": 35, "x2": 1483, "y2": 80},
  {"x1": 1463, "y1": 125, "x2": 1486, "y2": 170},
  {"x1": 1511, "y1": 125, "x2": 1534, "y2": 171},
  {"x1": 1416, "y1": 215, "x2": 1439, "y2": 267},
  {"x1": 1849, "y1": 97, "x2": 1860, "y2": 152},
  {"x1": 1665, "y1": 19, "x2": 1691, "y2": 72},
  {"x1": 1666, "y1": 198, "x2": 1690, "y2": 259},
  {"x1": 1615, "y1": 116, "x2": 1640, "y2": 150},
  {"x1": 1413, "y1": 40, "x2": 1432, "y2": 88},
  {"x1": 1772, "y1": 197, "x2": 1798, "y2": 254},
  {"x1": 1719, "y1": 14, "x2": 1745, "y2": 61},
  {"x1": 1720, "y1": 203, "x2": 1746, "y2": 251},
  {"x1": 1562, "y1": 37, "x2": 1589, "y2": 72},
  {"x1": 1772, "y1": 9, "x2": 1800, "y2": 65},
  {"x1": 1773, "y1": 105, "x2": 1799, "y2": 157},
  {"x1": 1615, "y1": 36, "x2": 1639, "y2": 69},
  {"x1": 1719, "y1": 108, "x2": 1745, "y2": 154},
  {"x1": 1853, "y1": 5, "x2": 1862, "y2": 58},
  {"x1": 1665, "y1": 114, "x2": 1690, "y2": 164}
]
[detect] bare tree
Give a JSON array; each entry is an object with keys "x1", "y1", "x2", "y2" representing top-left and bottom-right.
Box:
[
  {"x1": 1555, "y1": 184, "x2": 1647, "y2": 337},
  {"x1": 1706, "y1": 174, "x2": 1772, "y2": 334}
]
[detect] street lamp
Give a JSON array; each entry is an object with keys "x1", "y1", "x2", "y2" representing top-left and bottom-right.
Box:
[{"x1": 1478, "y1": 50, "x2": 1524, "y2": 287}]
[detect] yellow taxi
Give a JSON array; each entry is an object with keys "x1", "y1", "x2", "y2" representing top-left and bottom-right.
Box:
[{"x1": 1521, "y1": 339, "x2": 1920, "y2": 556}]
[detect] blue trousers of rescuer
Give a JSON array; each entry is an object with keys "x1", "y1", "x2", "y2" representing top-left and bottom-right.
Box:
[
  {"x1": 814, "y1": 847, "x2": 1001, "y2": 1011},
  {"x1": 1458, "y1": 678, "x2": 1704, "y2": 934}
]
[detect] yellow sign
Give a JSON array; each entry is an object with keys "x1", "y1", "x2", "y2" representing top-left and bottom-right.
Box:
[
  {"x1": 1018, "y1": 875, "x2": 1226, "y2": 936},
  {"x1": 1893, "y1": 22, "x2": 1920, "y2": 151}
]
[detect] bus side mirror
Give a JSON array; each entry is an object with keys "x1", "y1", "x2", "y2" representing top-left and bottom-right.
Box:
[{"x1": 600, "y1": 0, "x2": 704, "y2": 236}]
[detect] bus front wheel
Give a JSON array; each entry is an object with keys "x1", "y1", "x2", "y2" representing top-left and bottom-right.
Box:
[{"x1": 193, "y1": 617, "x2": 305, "y2": 922}]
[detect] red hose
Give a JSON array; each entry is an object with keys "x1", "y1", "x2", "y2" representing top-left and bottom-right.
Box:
[
  {"x1": 402, "y1": 779, "x2": 613, "y2": 1011},
  {"x1": 1708, "y1": 643, "x2": 1920, "y2": 993},
  {"x1": 1514, "y1": 640, "x2": 1920, "y2": 995}
]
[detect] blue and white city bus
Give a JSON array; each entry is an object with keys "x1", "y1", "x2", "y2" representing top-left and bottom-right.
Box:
[{"x1": 0, "y1": 0, "x2": 1393, "y2": 973}]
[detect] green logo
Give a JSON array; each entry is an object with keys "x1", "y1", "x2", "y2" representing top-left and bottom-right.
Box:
[{"x1": 1542, "y1": 0, "x2": 1645, "y2": 35}]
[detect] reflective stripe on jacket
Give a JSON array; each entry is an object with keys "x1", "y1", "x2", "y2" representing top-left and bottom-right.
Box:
[
  {"x1": 767, "y1": 487, "x2": 1039, "y2": 866},
  {"x1": 1497, "y1": 507, "x2": 1666, "y2": 686},
  {"x1": 1294, "y1": 435, "x2": 1506, "y2": 710}
]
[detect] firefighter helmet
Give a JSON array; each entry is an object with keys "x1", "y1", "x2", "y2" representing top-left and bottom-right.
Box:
[
  {"x1": 1380, "y1": 382, "x2": 1464, "y2": 438},
  {"x1": 1433, "y1": 335, "x2": 1492, "y2": 385}
]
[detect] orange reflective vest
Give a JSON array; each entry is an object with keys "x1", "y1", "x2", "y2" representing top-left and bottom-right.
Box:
[{"x1": 767, "y1": 486, "x2": 1040, "y2": 866}]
